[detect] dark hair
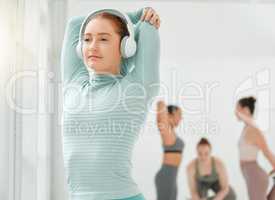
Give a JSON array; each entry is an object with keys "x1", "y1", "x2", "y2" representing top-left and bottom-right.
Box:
[
  {"x1": 238, "y1": 96, "x2": 257, "y2": 115},
  {"x1": 197, "y1": 137, "x2": 211, "y2": 148},
  {"x1": 167, "y1": 105, "x2": 180, "y2": 115},
  {"x1": 93, "y1": 12, "x2": 129, "y2": 41}
]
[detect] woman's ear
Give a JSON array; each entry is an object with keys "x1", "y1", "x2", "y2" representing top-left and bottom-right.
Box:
[
  {"x1": 167, "y1": 114, "x2": 172, "y2": 125},
  {"x1": 171, "y1": 115, "x2": 176, "y2": 127},
  {"x1": 237, "y1": 109, "x2": 256, "y2": 126}
]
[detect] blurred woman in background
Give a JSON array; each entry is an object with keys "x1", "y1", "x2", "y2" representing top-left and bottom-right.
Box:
[
  {"x1": 155, "y1": 101, "x2": 184, "y2": 200},
  {"x1": 187, "y1": 138, "x2": 236, "y2": 200},
  {"x1": 236, "y1": 96, "x2": 275, "y2": 200}
]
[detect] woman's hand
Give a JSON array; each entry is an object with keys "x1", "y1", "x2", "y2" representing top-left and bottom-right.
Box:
[{"x1": 140, "y1": 7, "x2": 161, "y2": 29}]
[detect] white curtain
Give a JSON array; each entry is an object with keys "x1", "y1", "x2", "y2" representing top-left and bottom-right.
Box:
[
  {"x1": 0, "y1": 0, "x2": 17, "y2": 199},
  {"x1": 0, "y1": 0, "x2": 67, "y2": 199}
]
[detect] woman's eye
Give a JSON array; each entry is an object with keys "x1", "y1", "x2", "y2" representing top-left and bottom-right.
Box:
[{"x1": 83, "y1": 38, "x2": 107, "y2": 42}]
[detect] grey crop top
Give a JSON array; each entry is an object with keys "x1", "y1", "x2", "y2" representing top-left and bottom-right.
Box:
[{"x1": 163, "y1": 136, "x2": 185, "y2": 153}]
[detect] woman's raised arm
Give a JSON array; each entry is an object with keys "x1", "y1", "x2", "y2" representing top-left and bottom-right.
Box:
[
  {"x1": 61, "y1": 16, "x2": 89, "y2": 86},
  {"x1": 125, "y1": 8, "x2": 161, "y2": 101}
]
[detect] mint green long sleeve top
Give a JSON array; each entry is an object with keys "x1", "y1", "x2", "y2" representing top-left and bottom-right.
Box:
[{"x1": 61, "y1": 8, "x2": 160, "y2": 200}]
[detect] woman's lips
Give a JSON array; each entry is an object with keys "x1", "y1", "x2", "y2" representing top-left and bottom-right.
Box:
[{"x1": 89, "y1": 55, "x2": 102, "y2": 61}]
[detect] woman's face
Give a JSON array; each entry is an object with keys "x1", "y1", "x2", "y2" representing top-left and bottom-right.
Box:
[
  {"x1": 197, "y1": 145, "x2": 211, "y2": 162},
  {"x1": 169, "y1": 109, "x2": 182, "y2": 127},
  {"x1": 235, "y1": 103, "x2": 250, "y2": 121},
  {"x1": 82, "y1": 17, "x2": 122, "y2": 74}
]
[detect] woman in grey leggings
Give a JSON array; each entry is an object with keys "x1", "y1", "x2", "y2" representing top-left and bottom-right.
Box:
[
  {"x1": 236, "y1": 96, "x2": 275, "y2": 200},
  {"x1": 187, "y1": 138, "x2": 236, "y2": 200},
  {"x1": 155, "y1": 101, "x2": 184, "y2": 200}
]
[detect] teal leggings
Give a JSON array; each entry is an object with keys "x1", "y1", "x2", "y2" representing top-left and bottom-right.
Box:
[{"x1": 115, "y1": 194, "x2": 145, "y2": 200}]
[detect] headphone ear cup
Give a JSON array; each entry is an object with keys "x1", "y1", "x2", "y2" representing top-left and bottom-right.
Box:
[
  {"x1": 120, "y1": 36, "x2": 136, "y2": 58},
  {"x1": 128, "y1": 38, "x2": 137, "y2": 57},
  {"x1": 76, "y1": 41, "x2": 82, "y2": 59},
  {"x1": 120, "y1": 36, "x2": 128, "y2": 58}
]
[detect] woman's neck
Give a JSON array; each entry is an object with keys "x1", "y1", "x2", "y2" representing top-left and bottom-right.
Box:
[
  {"x1": 94, "y1": 69, "x2": 120, "y2": 75},
  {"x1": 199, "y1": 157, "x2": 212, "y2": 166},
  {"x1": 243, "y1": 116, "x2": 256, "y2": 128},
  {"x1": 88, "y1": 63, "x2": 121, "y2": 75}
]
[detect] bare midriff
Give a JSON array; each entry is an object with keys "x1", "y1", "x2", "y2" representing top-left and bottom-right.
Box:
[{"x1": 163, "y1": 153, "x2": 182, "y2": 167}]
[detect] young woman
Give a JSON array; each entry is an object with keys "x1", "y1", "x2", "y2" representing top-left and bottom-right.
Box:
[
  {"x1": 155, "y1": 101, "x2": 184, "y2": 200},
  {"x1": 187, "y1": 138, "x2": 236, "y2": 200},
  {"x1": 236, "y1": 96, "x2": 275, "y2": 200},
  {"x1": 61, "y1": 7, "x2": 161, "y2": 200}
]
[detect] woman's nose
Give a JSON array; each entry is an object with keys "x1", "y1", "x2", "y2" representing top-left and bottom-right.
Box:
[{"x1": 88, "y1": 40, "x2": 98, "y2": 50}]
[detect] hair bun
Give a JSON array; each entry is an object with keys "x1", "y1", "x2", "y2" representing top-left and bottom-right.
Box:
[{"x1": 249, "y1": 96, "x2": 256, "y2": 103}]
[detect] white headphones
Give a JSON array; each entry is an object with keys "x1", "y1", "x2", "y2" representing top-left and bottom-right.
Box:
[{"x1": 76, "y1": 8, "x2": 137, "y2": 59}]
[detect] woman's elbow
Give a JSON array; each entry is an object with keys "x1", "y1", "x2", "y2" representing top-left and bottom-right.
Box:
[
  {"x1": 262, "y1": 147, "x2": 272, "y2": 160},
  {"x1": 66, "y1": 16, "x2": 85, "y2": 30},
  {"x1": 263, "y1": 150, "x2": 275, "y2": 166}
]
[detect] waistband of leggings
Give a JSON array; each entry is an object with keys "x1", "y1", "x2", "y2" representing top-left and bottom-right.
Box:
[
  {"x1": 240, "y1": 160, "x2": 257, "y2": 165},
  {"x1": 161, "y1": 163, "x2": 179, "y2": 170}
]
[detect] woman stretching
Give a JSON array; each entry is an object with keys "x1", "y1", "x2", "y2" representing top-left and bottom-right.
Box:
[
  {"x1": 236, "y1": 96, "x2": 275, "y2": 200},
  {"x1": 187, "y1": 138, "x2": 236, "y2": 200},
  {"x1": 155, "y1": 101, "x2": 184, "y2": 200},
  {"x1": 61, "y1": 7, "x2": 161, "y2": 200}
]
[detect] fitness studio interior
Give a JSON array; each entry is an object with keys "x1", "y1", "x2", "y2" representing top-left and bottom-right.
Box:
[{"x1": 1, "y1": 0, "x2": 275, "y2": 200}]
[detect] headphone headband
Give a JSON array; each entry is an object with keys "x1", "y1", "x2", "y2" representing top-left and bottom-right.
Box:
[{"x1": 78, "y1": 9, "x2": 135, "y2": 46}]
